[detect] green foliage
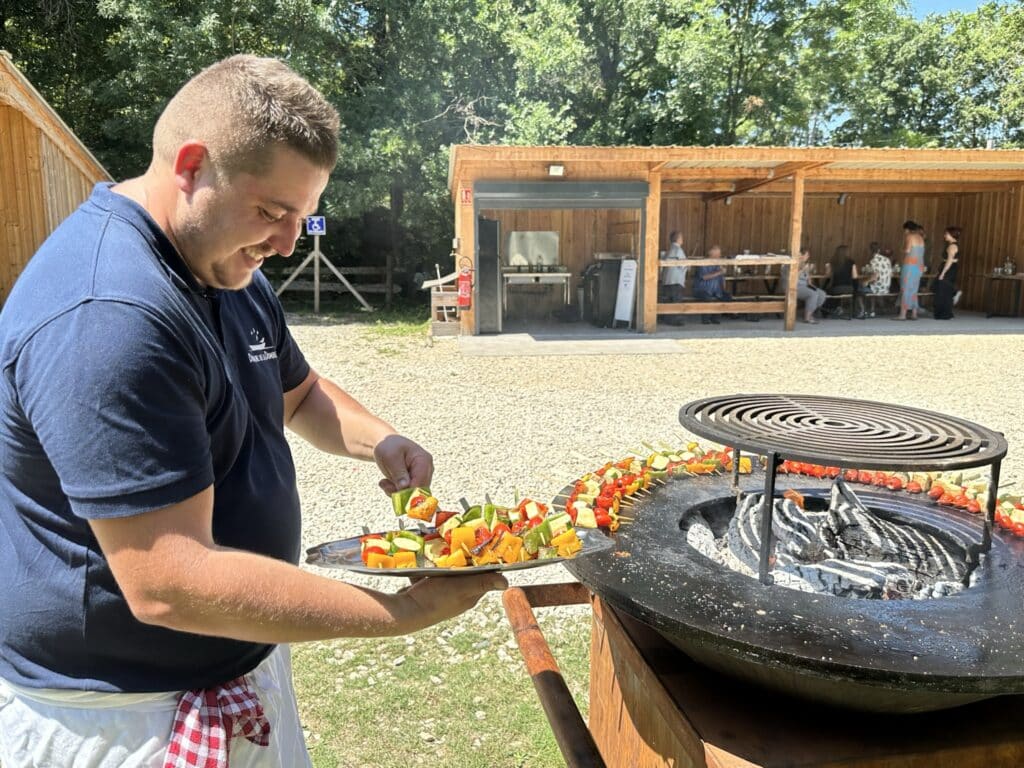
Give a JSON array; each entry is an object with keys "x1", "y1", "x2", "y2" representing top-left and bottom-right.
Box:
[{"x1": 4, "y1": 0, "x2": 1024, "y2": 271}]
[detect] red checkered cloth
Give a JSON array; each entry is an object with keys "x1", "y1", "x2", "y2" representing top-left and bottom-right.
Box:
[{"x1": 163, "y1": 676, "x2": 271, "y2": 768}]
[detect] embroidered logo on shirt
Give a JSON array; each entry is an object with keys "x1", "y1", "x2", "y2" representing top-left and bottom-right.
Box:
[{"x1": 247, "y1": 328, "x2": 278, "y2": 364}]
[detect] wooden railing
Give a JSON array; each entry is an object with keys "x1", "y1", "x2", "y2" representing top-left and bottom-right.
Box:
[{"x1": 262, "y1": 264, "x2": 402, "y2": 296}]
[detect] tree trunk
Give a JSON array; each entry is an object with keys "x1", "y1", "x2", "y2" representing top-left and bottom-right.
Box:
[{"x1": 388, "y1": 181, "x2": 404, "y2": 309}]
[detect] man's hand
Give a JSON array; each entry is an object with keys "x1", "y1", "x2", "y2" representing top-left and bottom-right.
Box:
[
  {"x1": 395, "y1": 573, "x2": 508, "y2": 632},
  {"x1": 374, "y1": 434, "x2": 434, "y2": 495}
]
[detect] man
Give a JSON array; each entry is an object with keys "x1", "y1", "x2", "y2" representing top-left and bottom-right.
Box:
[
  {"x1": 658, "y1": 230, "x2": 687, "y2": 325},
  {"x1": 692, "y1": 245, "x2": 733, "y2": 324},
  {"x1": 0, "y1": 55, "x2": 503, "y2": 767}
]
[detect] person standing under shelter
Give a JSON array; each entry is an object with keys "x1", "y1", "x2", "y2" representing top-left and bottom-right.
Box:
[
  {"x1": 659, "y1": 230, "x2": 688, "y2": 325},
  {"x1": 692, "y1": 245, "x2": 733, "y2": 324},
  {"x1": 0, "y1": 55, "x2": 504, "y2": 768},
  {"x1": 895, "y1": 220, "x2": 926, "y2": 320},
  {"x1": 932, "y1": 226, "x2": 961, "y2": 320}
]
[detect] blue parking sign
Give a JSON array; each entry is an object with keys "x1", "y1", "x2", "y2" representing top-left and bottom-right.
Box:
[{"x1": 305, "y1": 215, "x2": 326, "y2": 236}]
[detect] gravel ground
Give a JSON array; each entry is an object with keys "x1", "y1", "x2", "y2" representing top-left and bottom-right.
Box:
[{"x1": 290, "y1": 318, "x2": 1024, "y2": 596}]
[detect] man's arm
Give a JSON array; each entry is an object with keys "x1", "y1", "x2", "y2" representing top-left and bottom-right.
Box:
[
  {"x1": 89, "y1": 486, "x2": 504, "y2": 643},
  {"x1": 282, "y1": 368, "x2": 433, "y2": 493},
  {"x1": 283, "y1": 368, "x2": 389, "y2": 459}
]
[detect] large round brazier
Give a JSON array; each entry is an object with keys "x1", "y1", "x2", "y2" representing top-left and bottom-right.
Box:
[{"x1": 565, "y1": 471, "x2": 1024, "y2": 713}]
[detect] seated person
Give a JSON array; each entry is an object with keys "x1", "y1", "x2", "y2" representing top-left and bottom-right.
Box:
[
  {"x1": 826, "y1": 245, "x2": 868, "y2": 318},
  {"x1": 864, "y1": 247, "x2": 893, "y2": 295},
  {"x1": 693, "y1": 245, "x2": 732, "y2": 325},
  {"x1": 794, "y1": 247, "x2": 827, "y2": 324}
]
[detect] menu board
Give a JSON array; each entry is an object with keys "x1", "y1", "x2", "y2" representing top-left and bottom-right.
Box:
[{"x1": 613, "y1": 258, "x2": 638, "y2": 327}]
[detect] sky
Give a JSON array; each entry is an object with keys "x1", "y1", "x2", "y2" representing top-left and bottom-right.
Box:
[{"x1": 912, "y1": 0, "x2": 985, "y2": 16}]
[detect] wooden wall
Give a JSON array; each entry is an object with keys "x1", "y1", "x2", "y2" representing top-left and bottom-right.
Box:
[
  {"x1": 0, "y1": 105, "x2": 101, "y2": 304},
  {"x1": 479, "y1": 208, "x2": 640, "y2": 321},
  {"x1": 40, "y1": 131, "x2": 96, "y2": 232},
  {"x1": 951, "y1": 187, "x2": 1024, "y2": 312},
  {"x1": 660, "y1": 190, "x2": 1023, "y2": 313},
  {"x1": 0, "y1": 105, "x2": 47, "y2": 303}
]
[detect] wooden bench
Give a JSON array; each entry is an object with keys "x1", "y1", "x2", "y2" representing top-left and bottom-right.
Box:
[
  {"x1": 657, "y1": 296, "x2": 785, "y2": 317},
  {"x1": 860, "y1": 291, "x2": 933, "y2": 316},
  {"x1": 658, "y1": 255, "x2": 799, "y2": 329}
]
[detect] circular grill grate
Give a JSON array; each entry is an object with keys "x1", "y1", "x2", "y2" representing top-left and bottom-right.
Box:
[{"x1": 680, "y1": 394, "x2": 1007, "y2": 471}]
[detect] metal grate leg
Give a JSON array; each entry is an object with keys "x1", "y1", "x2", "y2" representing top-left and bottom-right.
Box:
[{"x1": 759, "y1": 452, "x2": 781, "y2": 585}]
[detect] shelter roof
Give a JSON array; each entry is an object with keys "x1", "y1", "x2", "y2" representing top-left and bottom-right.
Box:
[{"x1": 449, "y1": 144, "x2": 1024, "y2": 196}]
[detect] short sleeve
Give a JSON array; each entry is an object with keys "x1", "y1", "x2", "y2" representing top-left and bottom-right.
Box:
[{"x1": 16, "y1": 301, "x2": 215, "y2": 519}]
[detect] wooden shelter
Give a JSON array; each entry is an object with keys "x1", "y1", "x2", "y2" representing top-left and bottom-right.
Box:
[
  {"x1": 0, "y1": 51, "x2": 112, "y2": 303},
  {"x1": 449, "y1": 145, "x2": 1024, "y2": 334}
]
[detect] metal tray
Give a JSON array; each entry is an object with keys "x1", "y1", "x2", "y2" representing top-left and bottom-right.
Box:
[{"x1": 305, "y1": 528, "x2": 614, "y2": 577}]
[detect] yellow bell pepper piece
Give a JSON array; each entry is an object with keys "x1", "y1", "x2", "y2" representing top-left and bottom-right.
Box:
[
  {"x1": 550, "y1": 529, "x2": 579, "y2": 548},
  {"x1": 500, "y1": 535, "x2": 524, "y2": 564},
  {"x1": 449, "y1": 527, "x2": 477, "y2": 556},
  {"x1": 473, "y1": 550, "x2": 501, "y2": 566},
  {"x1": 392, "y1": 551, "x2": 416, "y2": 568},
  {"x1": 366, "y1": 552, "x2": 396, "y2": 569}
]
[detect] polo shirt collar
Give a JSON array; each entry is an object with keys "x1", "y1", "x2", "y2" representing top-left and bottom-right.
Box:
[{"x1": 88, "y1": 182, "x2": 219, "y2": 300}]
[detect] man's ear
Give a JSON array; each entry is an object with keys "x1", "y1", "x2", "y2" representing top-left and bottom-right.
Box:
[{"x1": 172, "y1": 141, "x2": 210, "y2": 195}]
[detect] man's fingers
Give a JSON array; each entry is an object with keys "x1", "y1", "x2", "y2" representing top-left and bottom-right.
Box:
[
  {"x1": 378, "y1": 478, "x2": 397, "y2": 495},
  {"x1": 409, "y1": 451, "x2": 434, "y2": 488}
]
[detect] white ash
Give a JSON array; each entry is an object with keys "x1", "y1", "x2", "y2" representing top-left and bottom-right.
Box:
[{"x1": 688, "y1": 483, "x2": 972, "y2": 599}]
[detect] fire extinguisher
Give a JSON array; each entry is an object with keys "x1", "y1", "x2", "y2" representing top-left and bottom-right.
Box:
[{"x1": 457, "y1": 257, "x2": 473, "y2": 309}]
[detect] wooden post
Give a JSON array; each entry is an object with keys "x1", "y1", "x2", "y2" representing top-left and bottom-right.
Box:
[
  {"x1": 455, "y1": 184, "x2": 476, "y2": 334},
  {"x1": 313, "y1": 234, "x2": 320, "y2": 313},
  {"x1": 785, "y1": 171, "x2": 805, "y2": 331},
  {"x1": 643, "y1": 171, "x2": 662, "y2": 333}
]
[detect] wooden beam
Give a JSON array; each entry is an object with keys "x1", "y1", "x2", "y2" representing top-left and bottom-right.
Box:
[
  {"x1": 643, "y1": 171, "x2": 662, "y2": 333},
  {"x1": 806, "y1": 167, "x2": 1024, "y2": 183},
  {"x1": 450, "y1": 144, "x2": 1024, "y2": 167},
  {"x1": 657, "y1": 300, "x2": 785, "y2": 315},
  {"x1": 661, "y1": 167, "x2": 772, "y2": 181},
  {"x1": 663, "y1": 182, "x2": 737, "y2": 195},
  {"x1": 455, "y1": 183, "x2": 475, "y2": 334},
  {"x1": 706, "y1": 161, "x2": 826, "y2": 202},
  {"x1": 803, "y1": 182, "x2": 1014, "y2": 195},
  {"x1": 785, "y1": 171, "x2": 805, "y2": 332}
]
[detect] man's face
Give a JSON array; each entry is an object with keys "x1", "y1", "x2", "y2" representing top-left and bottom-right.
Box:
[
  {"x1": 173, "y1": 145, "x2": 330, "y2": 290},
  {"x1": 709, "y1": 248, "x2": 721, "y2": 258}
]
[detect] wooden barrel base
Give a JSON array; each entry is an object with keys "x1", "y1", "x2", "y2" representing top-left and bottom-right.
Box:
[{"x1": 589, "y1": 597, "x2": 1024, "y2": 768}]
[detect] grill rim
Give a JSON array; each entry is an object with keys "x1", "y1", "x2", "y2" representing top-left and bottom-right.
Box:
[
  {"x1": 563, "y1": 476, "x2": 1024, "y2": 695},
  {"x1": 679, "y1": 394, "x2": 1007, "y2": 472}
]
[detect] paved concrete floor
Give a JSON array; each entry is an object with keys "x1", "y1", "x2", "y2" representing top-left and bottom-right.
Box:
[{"x1": 458, "y1": 311, "x2": 1024, "y2": 356}]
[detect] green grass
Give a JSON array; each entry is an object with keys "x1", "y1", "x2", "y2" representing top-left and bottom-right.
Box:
[
  {"x1": 292, "y1": 601, "x2": 591, "y2": 768},
  {"x1": 279, "y1": 295, "x2": 431, "y2": 346}
]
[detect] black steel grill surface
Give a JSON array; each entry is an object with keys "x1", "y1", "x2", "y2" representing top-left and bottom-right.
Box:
[{"x1": 679, "y1": 394, "x2": 1007, "y2": 471}]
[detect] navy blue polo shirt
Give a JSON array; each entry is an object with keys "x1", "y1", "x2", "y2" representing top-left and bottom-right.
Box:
[{"x1": 0, "y1": 183, "x2": 310, "y2": 692}]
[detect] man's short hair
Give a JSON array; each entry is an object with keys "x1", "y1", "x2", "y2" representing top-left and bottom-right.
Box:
[{"x1": 153, "y1": 54, "x2": 340, "y2": 176}]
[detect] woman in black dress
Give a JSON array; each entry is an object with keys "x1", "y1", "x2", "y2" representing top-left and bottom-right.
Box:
[{"x1": 933, "y1": 226, "x2": 960, "y2": 320}]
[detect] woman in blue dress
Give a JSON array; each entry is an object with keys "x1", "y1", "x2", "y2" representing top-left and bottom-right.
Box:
[{"x1": 895, "y1": 220, "x2": 925, "y2": 320}]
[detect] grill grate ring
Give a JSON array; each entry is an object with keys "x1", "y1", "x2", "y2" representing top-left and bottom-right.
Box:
[{"x1": 680, "y1": 394, "x2": 1006, "y2": 472}]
